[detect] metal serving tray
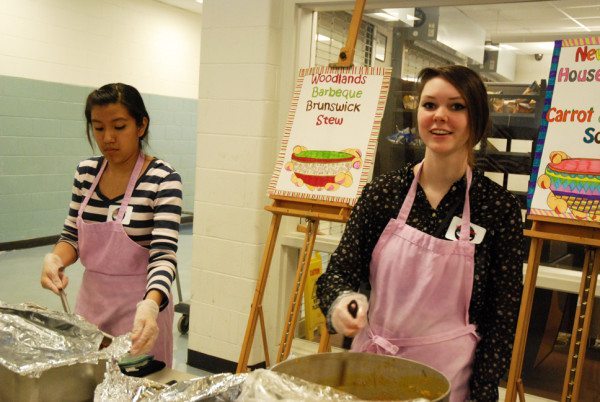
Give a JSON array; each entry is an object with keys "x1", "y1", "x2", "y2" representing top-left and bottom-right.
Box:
[{"x1": 0, "y1": 360, "x2": 105, "y2": 402}]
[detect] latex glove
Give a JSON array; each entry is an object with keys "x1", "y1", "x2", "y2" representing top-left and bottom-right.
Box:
[
  {"x1": 130, "y1": 299, "x2": 159, "y2": 356},
  {"x1": 330, "y1": 292, "x2": 368, "y2": 337},
  {"x1": 40, "y1": 253, "x2": 69, "y2": 295}
]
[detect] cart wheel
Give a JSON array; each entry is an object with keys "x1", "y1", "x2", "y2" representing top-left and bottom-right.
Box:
[{"x1": 178, "y1": 314, "x2": 189, "y2": 335}]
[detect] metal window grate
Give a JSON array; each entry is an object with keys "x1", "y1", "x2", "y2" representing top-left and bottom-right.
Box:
[
  {"x1": 401, "y1": 43, "x2": 448, "y2": 81},
  {"x1": 315, "y1": 11, "x2": 374, "y2": 67},
  {"x1": 364, "y1": 24, "x2": 374, "y2": 66}
]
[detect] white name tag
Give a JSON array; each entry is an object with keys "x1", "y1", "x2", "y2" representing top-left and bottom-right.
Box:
[
  {"x1": 445, "y1": 216, "x2": 486, "y2": 244},
  {"x1": 107, "y1": 204, "x2": 133, "y2": 225}
]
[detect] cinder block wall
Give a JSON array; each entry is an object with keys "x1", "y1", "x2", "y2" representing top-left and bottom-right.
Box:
[
  {"x1": 189, "y1": 0, "x2": 285, "y2": 369},
  {"x1": 0, "y1": 77, "x2": 90, "y2": 243},
  {"x1": 0, "y1": 0, "x2": 201, "y2": 244},
  {"x1": 0, "y1": 76, "x2": 197, "y2": 243}
]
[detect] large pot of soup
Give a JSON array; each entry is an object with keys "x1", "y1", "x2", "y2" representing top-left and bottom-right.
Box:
[{"x1": 271, "y1": 352, "x2": 450, "y2": 401}]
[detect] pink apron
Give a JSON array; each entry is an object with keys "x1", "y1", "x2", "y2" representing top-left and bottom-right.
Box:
[
  {"x1": 75, "y1": 152, "x2": 174, "y2": 366},
  {"x1": 352, "y1": 162, "x2": 479, "y2": 401}
]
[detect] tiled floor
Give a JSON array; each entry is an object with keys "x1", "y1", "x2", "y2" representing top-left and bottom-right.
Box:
[{"x1": 0, "y1": 224, "x2": 210, "y2": 378}]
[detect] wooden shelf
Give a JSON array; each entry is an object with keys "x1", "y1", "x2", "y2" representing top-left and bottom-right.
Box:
[{"x1": 488, "y1": 94, "x2": 539, "y2": 101}]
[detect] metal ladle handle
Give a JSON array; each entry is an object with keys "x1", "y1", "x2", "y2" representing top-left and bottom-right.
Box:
[{"x1": 59, "y1": 289, "x2": 71, "y2": 315}]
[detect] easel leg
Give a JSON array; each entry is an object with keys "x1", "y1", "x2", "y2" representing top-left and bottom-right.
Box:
[
  {"x1": 318, "y1": 323, "x2": 331, "y2": 353},
  {"x1": 276, "y1": 218, "x2": 320, "y2": 363},
  {"x1": 505, "y1": 234, "x2": 543, "y2": 402},
  {"x1": 258, "y1": 307, "x2": 271, "y2": 367},
  {"x1": 236, "y1": 213, "x2": 282, "y2": 373},
  {"x1": 516, "y1": 379, "x2": 526, "y2": 402},
  {"x1": 561, "y1": 247, "x2": 600, "y2": 402}
]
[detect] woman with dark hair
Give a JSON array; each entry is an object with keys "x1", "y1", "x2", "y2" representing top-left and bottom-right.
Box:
[
  {"x1": 317, "y1": 65, "x2": 524, "y2": 400},
  {"x1": 41, "y1": 83, "x2": 182, "y2": 366}
]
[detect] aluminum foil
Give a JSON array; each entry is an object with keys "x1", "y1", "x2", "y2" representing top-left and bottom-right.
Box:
[
  {"x1": 94, "y1": 360, "x2": 165, "y2": 402},
  {"x1": 94, "y1": 363, "x2": 243, "y2": 402},
  {"x1": 150, "y1": 372, "x2": 246, "y2": 401},
  {"x1": 234, "y1": 369, "x2": 357, "y2": 401},
  {"x1": 0, "y1": 301, "x2": 130, "y2": 377},
  {"x1": 94, "y1": 367, "x2": 357, "y2": 401}
]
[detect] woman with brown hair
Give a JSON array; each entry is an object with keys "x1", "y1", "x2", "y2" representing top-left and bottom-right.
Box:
[{"x1": 317, "y1": 65, "x2": 525, "y2": 400}]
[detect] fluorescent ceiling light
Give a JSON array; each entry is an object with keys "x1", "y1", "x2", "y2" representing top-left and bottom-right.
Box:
[
  {"x1": 195, "y1": 0, "x2": 203, "y2": 3},
  {"x1": 371, "y1": 12, "x2": 400, "y2": 22},
  {"x1": 554, "y1": 6, "x2": 590, "y2": 32},
  {"x1": 382, "y1": 8, "x2": 419, "y2": 21},
  {"x1": 367, "y1": 8, "x2": 417, "y2": 25},
  {"x1": 317, "y1": 34, "x2": 331, "y2": 42},
  {"x1": 484, "y1": 44, "x2": 500, "y2": 51}
]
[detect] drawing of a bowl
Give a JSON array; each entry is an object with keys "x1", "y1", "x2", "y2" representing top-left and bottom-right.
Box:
[
  {"x1": 545, "y1": 158, "x2": 600, "y2": 214},
  {"x1": 291, "y1": 150, "x2": 355, "y2": 187}
]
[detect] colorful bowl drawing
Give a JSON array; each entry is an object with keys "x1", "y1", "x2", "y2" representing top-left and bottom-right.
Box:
[
  {"x1": 285, "y1": 146, "x2": 362, "y2": 191},
  {"x1": 538, "y1": 152, "x2": 599, "y2": 220}
]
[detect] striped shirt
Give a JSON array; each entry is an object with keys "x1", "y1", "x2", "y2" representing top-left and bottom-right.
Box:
[{"x1": 59, "y1": 156, "x2": 182, "y2": 310}]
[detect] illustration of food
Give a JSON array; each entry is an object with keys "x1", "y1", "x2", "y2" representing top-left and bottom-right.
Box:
[
  {"x1": 537, "y1": 151, "x2": 599, "y2": 221},
  {"x1": 284, "y1": 146, "x2": 363, "y2": 191}
]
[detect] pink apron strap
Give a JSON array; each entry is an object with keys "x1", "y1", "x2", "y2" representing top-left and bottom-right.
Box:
[
  {"x1": 115, "y1": 152, "x2": 145, "y2": 222},
  {"x1": 396, "y1": 162, "x2": 422, "y2": 223},
  {"x1": 362, "y1": 323, "x2": 478, "y2": 351},
  {"x1": 458, "y1": 167, "x2": 472, "y2": 242},
  {"x1": 78, "y1": 158, "x2": 108, "y2": 217},
  {"x1": 390, "y1": 324, "x2": 478, "y2": 347},
  {"x1": 365, "y1": 327, "x2": 400, "y2": 355}
]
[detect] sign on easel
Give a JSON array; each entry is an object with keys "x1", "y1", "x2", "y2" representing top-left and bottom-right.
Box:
[
  {"x1": 237, "y1": 0, "x2": 382, "y2": 374},
  {"x1": 528, "y1": 36, "x2": 600, "y2": 222},
  {"x1": 268, "y1": 66, "x2": 391, "y2": 205},
  {"x1": 506, "y1": 36, "x2": 600, "y2": 402}
]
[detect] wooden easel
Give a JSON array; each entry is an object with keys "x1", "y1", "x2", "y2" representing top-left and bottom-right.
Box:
[
  {"x1": 505, "y1": 215, "x2": 600, "y2": 402},
  {"x1": 236, "y1": 0, "x2": 366, "y2": 373},
  {"x1": 236, "y1": 196, "x2": 350, "y2": 372}
]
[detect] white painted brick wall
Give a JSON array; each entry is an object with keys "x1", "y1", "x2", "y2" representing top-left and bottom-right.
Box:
[
  {"x1": 200, "y1": 0, "x2": 281, "y2": 29},
  {"x1": 198, "y1": 64, "x2": 279, "y2": 101},
  {"x1": 195, "y1": 169, "x2": 270, "y2": 210},
  {"x1": 197, "y1": 99, "x2": 278, "y2": 136},
  {"x1": 196, "y1": 135, "x2": 277, "y2": 173},
  {"x1": 190, "y1": 0, "x2": 284, "y2": 366},
  {"x1": 0, "y1": 0, "x2": 201, "y2": 98},
  {"x1": 196, "y1": 202, "x2": 272, "y2": 244}
]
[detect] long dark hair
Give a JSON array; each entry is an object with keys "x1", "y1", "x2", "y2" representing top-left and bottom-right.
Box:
[
  {"x1": 417, "y1": 65, "x2": 490, "y2": 166},
  {"x1": 84, "y1": 83, "x2": 150, "y2": 149}
]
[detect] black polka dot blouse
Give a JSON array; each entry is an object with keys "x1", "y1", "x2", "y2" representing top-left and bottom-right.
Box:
[{"x1": 316, "y1": 162, "x2": 525, "y2": 401}]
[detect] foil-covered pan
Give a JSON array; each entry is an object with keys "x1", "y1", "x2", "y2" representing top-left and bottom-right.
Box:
[
  {"x1": 94, "y1": 367, "x2": 356, "y2": 401},
  {"x1": 94, "y1": 360, "x2": 166, "y2": 401},
  {"x1": 0, "y1": 301, "x2": 130, "y2": 402}
]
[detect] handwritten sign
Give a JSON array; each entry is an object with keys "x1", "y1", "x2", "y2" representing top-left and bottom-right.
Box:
[
  {"x1": 268, "y1": 66, "x2": 391, "y2": 205},
  {"x1": 528, "y1": 37, "x2": 600, "y2": 222}
]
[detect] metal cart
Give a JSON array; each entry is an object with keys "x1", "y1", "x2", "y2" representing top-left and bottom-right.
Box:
[
  {"x1": 174, "y1": 272, "x2": 190, "y2": 334},
  {"x1": 174, "y1": 212, "x2": 193, "y2": 335}
]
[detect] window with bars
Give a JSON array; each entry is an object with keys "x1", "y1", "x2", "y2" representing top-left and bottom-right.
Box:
[
  {"x1": 315, "y1": 11, "x2": 374, "y2": 67},
  {"x1": 401, "y1": 43, "x2": 449, "y2": 81}
]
